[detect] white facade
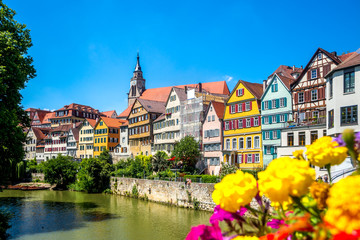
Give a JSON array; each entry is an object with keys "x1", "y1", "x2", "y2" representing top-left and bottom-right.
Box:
[
  {"x1": 24, "y1": 129, "x2": 37, "y2": 160},
  {"x1": 326, "y1": 65, "x2": 360, "y2": 136},
  {"x1": 113, "y1": 124, "x2": 130, "y2": 160},
  {"x1": 67, "y1": 129, "x2": 78, "y2": 159}
]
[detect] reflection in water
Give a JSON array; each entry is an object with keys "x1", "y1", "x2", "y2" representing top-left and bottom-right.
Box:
[{"x1": 0, "y1": 190, "x2": 211, "y2": 240}]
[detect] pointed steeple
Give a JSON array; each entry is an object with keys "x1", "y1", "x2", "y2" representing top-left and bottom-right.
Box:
[{"x1": 134, "y1": 52, "x2": 141, "y2": 71}]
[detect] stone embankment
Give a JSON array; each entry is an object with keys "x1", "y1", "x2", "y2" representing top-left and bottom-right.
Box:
[{"x1": 110, "y1": 177, "x2": 216, "y2": 211}]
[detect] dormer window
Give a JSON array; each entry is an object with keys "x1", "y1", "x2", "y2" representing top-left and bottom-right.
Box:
[{"x1": 318, "y1": 53, "x2": 322, "y2": 60}]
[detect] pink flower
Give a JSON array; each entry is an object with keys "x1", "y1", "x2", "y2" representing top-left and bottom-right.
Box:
[
  {"x1": 209, "y1": 205, "x2": 247, "y2": 225},
  {"x1": 186, "y1": 222, "x2": 223, "y2": 240},
  {"x1": 267, "y1": 219, "x2": 285, "y2": 229}
]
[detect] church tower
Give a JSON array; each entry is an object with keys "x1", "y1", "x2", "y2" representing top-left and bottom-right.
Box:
[{"x1": 128, "y1": 53, "x2": 146, "y2": 106}]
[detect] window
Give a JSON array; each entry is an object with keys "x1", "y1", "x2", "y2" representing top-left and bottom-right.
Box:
[
  {"x1": 254, "y1": 136, "x2": 260, "y2": 148},
  {"x1": 264, "y1": 117, "x2": 269, "y2": 124},
  {"x1": 318, "y1": 53, "x2": 322, "y2": 59},
  {"x1": 265, "y1": 131, "x2": 270, "y2": 139},
  {"x1": 231, "y1": 105, "x2": 235, "y2": 113},
  {"x1": 266, "y1": 146, "x2": 271, "y2": 155},
  {"x1": 254, "y1": 154, "x2": 260, "y2": 163},
  {"x1": 273, "y1": 130, "x2": 278, "y2": 139},
  {"x1": 313, "y1": 111, "x2": 319, "y2": 119},
  {"x1": 299, "y1": 132, "x2": 305, "y2": 146},
  {"x1": 254, "y1": 117, "x2": 259, "y2": 126},
  {"x1": 341, "y1": 105, "x2": 358, "y2": 125},
  {"x1": 298, "y1": 92, "x2": 304, "y2": 103},
  {"x1": 212, "y1": 115, "x2": 215, "y2": 121},
  {"x1": 280, "y1": 115, "x2": 285, "y2": 122},
  {"x1": 344, "y1": 69, "x2": 355, "y2": 93},
  {"x1": 264, "y1": 101, "x2": 269, "y2": 110},
  {"x1": 246, "y1": 118, "x2": 251, "y2": 127},
  {"x1": 288, "y1": 133, "x2": 294, "y2": 146},
  {"x1": 311, "y1": 131, "x2": 318, "y2": 144},
  {"x1": 311, "y1": 69, "x2": 317, "y2": 79},
  {"x1": 226, "y1": 139, "x2": 230, "y2": 150},
  {"x1": 328, "y1": 110, "x2": 334, "y2": 129},
  {"x1": 239, "y1": 138, "x2": 244, "y2": 149},
  {"x1": 280, "y1": 98, "x2": 285, "y2": 107},
  {"x1": 272, "y1": 82, "x2": 278, "y2": 92},
  {"x1": 329, "y1": 77, "x2": 333, "y2": 98},
  {"x1": 272, "y1": 99, "x2": 276, "y2": 108},
  {"x1": 232, "y1": 138, "x2": 237, "y2": 150},
  {"x1": 246, "y1": 154, "x2": 252, "y2": 163},
  {"x1": 311, "y1": 90, "x2": 318, "y2": 101},
  {"x1": 100, "y1": 121, "x2": 103, "y2": 126},
  {"x1": 225, "y1": 122, "x2": 229, "y2": 130},
  {"x1": 245, "y1": 137, "x2": 251, "y2": 149},
  {"x1": 208, "y1": 116, "x2": 211, "y2": 122},
  {"x1": 245, "y1": 102, "x2": 250, "y2": 111},
  {"x1": 272, "y1": 115, "x2": 277, "y2": 123}
]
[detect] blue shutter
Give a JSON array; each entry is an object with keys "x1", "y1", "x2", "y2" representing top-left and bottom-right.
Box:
[
  {"x1": 283, "y1": 97, "x2": 287, "y2": 107},
  {"x1": 262, "y1": 117, "x2": 264, "y2": 124},
  {"x1": 285, "y1": 114, "x2": 288, "y2": 122},
  {"x1": 270, "y1": 146, "x2": 274, "y2": 154},
  {"x1": 268, "y1": 100, "x2": 272, "y2": 109},
  {"x1": 275, "y1": 84, "x2": 278, "y2": 92},
  {"x1": 270, "y1": 131, "x2": 273, "y2": 140},
  {"x1": 277, "y1": 130, "x2": 281, "y2": 138},
  {"x1": 276, "y1": 114, "x2": 280, "y2": 123},
  {"x1": 269, "y1": 116, "x2": 272, "y2": 124},
  {"x1": 276, "y1": 99, "x2": 280, "y2": 108},
  {"x1": 262, "y1": 131, "x2": 266, "y2": 139},
  {"x1": 264, "y1": 146, "x2": 267, "y2": 154},
  {"x1": 262, "y1": 102, "x2": 265, "y2": 110}
]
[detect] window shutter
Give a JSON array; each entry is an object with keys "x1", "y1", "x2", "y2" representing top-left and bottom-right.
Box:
[
  {"x1": 236, "y1": 89, "x2": 239, "y2": 96},
  {"x1": 269, "y1": 100, "x2": 272, "y2": 109},
  {"x1": 262, "y1": 102, "x2": 265, "y2": 110},
  {"x1": 304, "y1": 90, "x2": 309, "y2": 102},
  {"x1": 294, "y1": 93, "x2": 298, "y2": 104},
  {"x1": 229, "y1": 106, "x2": 231, "y2": 114},
  {"x1": 250, "y1": 117, "x2": 254, "y2": 127},
  {"x1": 223, "y1": 122, "x2": 226, "y2": 130},
  {"x1": 269, "y1": 116, "x2": 272, "y2": 124},
  {"x1": 241, "y1": 89, "x2": 244, "y2": 95},
  {"x1": 323, "y1": 65, "x2": 331, "y2": 76},
  {"x1": 258, "y1": 116, "x2": 261, "y2": 126},
  {"x1": 262, "y1": 117, "x2": 264, "y2": 124},
  {"x1": 235, "y1": 104, "x2": 238, "y2": 112},
  {"x1": 276, "y1": 99, "x2": 280, "y2": 108},
  {"x1": 277, "y1": 130, "x2": 281, "y2": 139},
  {"x1": 307, "y1": 71, "x2": 311, "y2": 80},
  {"x1": 276, "y1": 115, "x2": 280, "y2": 123},
  {"x1": 264, "y1": 146, "x2": 267, "y2": 154},
  {"x1": 283, "y1": 97, "x2": 287, "y2": 107},
  {"x1": 276, "y1": 84, "x2": 278, "y2": 91},
  {"x1": 317, "y1": 68, "x2": 321, "y2": 78},
  {"x1": 235, "y1": 154, "x2": 238, "y2": 164},
  {"x1": 229, "y1": 121, "x2": 232, "y2": 130},
  {"x1": 242, "y1": 102, "x2": 245, "y2": 112},
  {"x1": 249, "y1": 101, "x2": 252, "y2": 110},
  {"x1": 243, "y1": 120, "x2": 246, "y2": 128},
  {"x1": 244, "y1": 154, "x2": 247, "y2": 163},
  {"x1": 270, "y1": 146, "x2": 274, "y2": 154},
  {"x1": 240, "y1": 154, "x2": 243, "y2": 163},
  {"x1": 270, "y1": 131, "x2": 273, "y2": 139},
  {"x1": 234, "y1": 120, "x2": 238, "y2": 129},
  {"x1": 285, "y1": 114, "x2": 288, "y2": 122},
  {"x1": 252, "y1": 154, "x2": 255, "y2": 163},
  {"x1": 262, "y1": 131, "x2": 266, "y2": 139}
]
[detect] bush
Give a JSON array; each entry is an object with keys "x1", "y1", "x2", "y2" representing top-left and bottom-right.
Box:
[{"x1": 183, "y1": 174, "x2": 219, "y2": 183}]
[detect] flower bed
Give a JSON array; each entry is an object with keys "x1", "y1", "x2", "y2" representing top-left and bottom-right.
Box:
[{"x1": 187, "y1": 129, "x2": 360, "y2": 240}]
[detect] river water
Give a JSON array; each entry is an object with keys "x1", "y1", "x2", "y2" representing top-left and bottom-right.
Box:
[{"x1": 0, "y1": 190, "x2": 211, "y2": 240}]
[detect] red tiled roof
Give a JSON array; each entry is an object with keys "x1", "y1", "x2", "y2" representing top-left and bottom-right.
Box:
[
  {"x1": 338, "y1": 52, "x2": 356, "y2": 62},
  {"x1": 240, "y1": 80, "x2": 263, "y2": 99},
  {"x1": 100, "y1": 117, "x2": 126, "y2": 128},
  {"x1": 137, "y1": 98, "x2": 166, "y2": 114},
  {"x1": 268, "y1": 65, "x2": 303, "y2": 79},
  {"x1": 55, "y1": 103, "x2": 101, "y2": 114},
  {"x1": 276, "y1": 74, "x2": 297, "y2": 90},
  {"x1": 71, "y1": 128, "x2": 80, "y2": 141},
  {"x1": 101, "y1": 110, "x2": 117, "y2": 118},
  {"x1": 211, "y1": 101, "x2": 226, "y2": 120},
  {"x1": 154, "y1": 114, "x2": 165, "y2": 122},
  {"x1": 32, "y1": 127, "x2": 46, "y2": 140},
  {"x1": 117, "y1": 103, "x2": 134, "y2": 119},
  {"x1": 326, "y1": 52, "x2": 360, "y2": 77},
  {"x1": 85, "y1": 118, "x2": 97, "y2": 128},
  {"x1": 42, "y1": 112, "x2": 55, "y2": 124}
]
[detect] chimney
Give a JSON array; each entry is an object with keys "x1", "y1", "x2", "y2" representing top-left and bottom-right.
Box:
[
  {"x1": 184, "y1": 86, "x2": 188, "y2": 94},
  {"x1": 263, "y1": 80, "x2": 267, "y2": 92},
  {"x1": 198, "y1": 82, "x2": 202, "y2": 93},
  {"x1": 301, "y1": 65, "x2": 303, "y2": 69},
  {"x1": 292, "y1": 65, "x2": 295, "y2": 71},
  {"x1": 331, "y1": 51, "x2": 337, "y2": 57}
]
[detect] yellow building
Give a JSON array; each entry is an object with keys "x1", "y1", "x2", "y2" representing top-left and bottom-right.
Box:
[
  {"x1": 223, "y1": 80, "x2": 264, "y2": 169},
  {"x1": 128, "y1": 98, "x2": 165, "y2": 156},
  {"x1": 93, "y1": 117, "x2": 125, "y2": 157},
  {"x1": 77, "y1": 118, "x2": 97, "y2": 159}
]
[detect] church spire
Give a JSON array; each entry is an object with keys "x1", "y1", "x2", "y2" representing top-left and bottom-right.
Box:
[{"x1": 134, "y1": 52, "x2": 141, "y2": 71}]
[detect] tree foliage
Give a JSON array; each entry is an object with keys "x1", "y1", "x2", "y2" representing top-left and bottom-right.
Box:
[
  {"x1": 0, "y1": 1, "x2": 36, "y2": 182},
  {"x1": 151, "y1": 151, "x2": 169, "y2": 172},
  {"x1": 0, "y1": 210, "x2": 11, "y2": 240},
  {"x1": 172, "y1": 136, "x2": 200, "y2": 172},
  {"x1": 42, "y1": 155, "x2": 78, "y2": 189}
]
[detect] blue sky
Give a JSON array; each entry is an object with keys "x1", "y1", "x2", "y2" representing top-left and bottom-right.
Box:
[{"x1": 9, "y1": 0, "x2": 360, "y2": 114}]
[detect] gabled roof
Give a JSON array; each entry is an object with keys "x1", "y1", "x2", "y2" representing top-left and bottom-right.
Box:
[
  {"x1": 99, "y1": 116, "x2": 126, "y2": 128},
  {"x1": 55, "y1": 103, "x2": 101, "y2": 114},
  {"x1": 326, "y1": 52, "x2": 360, "y2": 77},
  {"x1": 240, "y1": 80, "x2": 263, "y2": 99},
  {"x1": 172, "y1": 87, "x2": 188, "y2": 102},
  {"x1": 85, "y1": 118, "x2": 97, "y2": 128},
  {"x1": 137, "y1": 98, "x2": 165, "y2": 114},
  {"x1": 117, "y1": 103, "x2": 134, "y2": 119},
  {"x1": 32, "y1": 127, "x2": 46, "y2": 140},
  {"x1": 211, "y1": 101, "x2": 226, "y2": 120},
  {"x1": 42, "y1": 112, "x2": 55, "y2": 124},
  {"x1": 338, "y1": 52, "x2": 356, "y2": 62},
  {"x1": 268, "y1": 65, "x2": 303, "y2": 79},
  {"x1": 291, "y1": 48, "x2": 342, "y2": 89},
  {"x1": 154, "y1": 114, "x2": 166, "y2": 122},
  {"x1": 276, "y1": 74, "x2": 297, "y2": 90},
  {"x1": 51, "y1": 124, "x2": 73, "y2": 132},
  {"x1": 71, "y1": 128, "x2": 80, "y2": 141},
  {"x1": 101, "y1": 110, "x2": 117, "y2": 118}
]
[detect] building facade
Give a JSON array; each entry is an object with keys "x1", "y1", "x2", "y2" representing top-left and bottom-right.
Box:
[
  {"x1": 67, "y1": 128, "x2": 80, "y2": 159},
  {"x1": 77, "y1": 119, "x2": 96, "y2": 159},
  {"x1": 223, "y1": 80, "x2": 263, "y2": 169},
  {"x1": 202, "y1": 101, "x2": 225, "y2": 175}
]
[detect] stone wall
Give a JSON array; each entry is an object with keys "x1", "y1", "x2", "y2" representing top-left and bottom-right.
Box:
[{"x1": 110, "y1": 177, "x2": 216, "y2": 211}]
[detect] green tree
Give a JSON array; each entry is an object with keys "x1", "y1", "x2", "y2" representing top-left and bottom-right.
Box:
[
  {"x1": 152, "y1": 151, "x2": 169, "y2": 172},
  {"x1": 42, "y1": 155, "x2": 78, "y2": 189},
  {"x1": 172, "y1": 136, "x2": 200, "y2": 172},
  {"x1": 0, "y1": 1, "x2": 36, "y2": 182},
  {"x1": 219, "y1": 162, "x2": 238, "y2": 179}
]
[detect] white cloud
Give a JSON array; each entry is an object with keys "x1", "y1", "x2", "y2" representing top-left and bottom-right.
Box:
[{"x1": 224, "y1": 75, "x2": 233, "y2": 82}]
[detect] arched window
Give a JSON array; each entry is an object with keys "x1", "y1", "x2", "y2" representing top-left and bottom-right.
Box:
[
  {"x1": 232, "y1": 138, "x2": 237, "y2": 150},
  {"x1": 254, "y1": 136, "x2": 260, "y2": 149},
  {"x1": 239, "y1": 137, "x2": 244, "y2": 149},
  {"x1": 226, "y1": 139, "x2": 230, "y2": 150}
]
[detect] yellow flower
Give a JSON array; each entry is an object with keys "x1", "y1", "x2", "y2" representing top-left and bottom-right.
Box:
[
  {"x1": 258, "y1": 157, "x2": 315, "y2": 203},
  {"x1": 212, "y1": 170, "x2": 257, "y2": 213},
  {"x1": 232, "y1": 236, "x2": 259, "y2": 240},
  {"x1": 325, "y1": 175, "x2": 360, "y2": 234},
  {"x1": 305, "y1": 136, "x2": 348, "y2": 167},
  {"x1": 309, "y1": 181, "x2": 329, "y2": 209},
  {"x1": 293, "y1": 150, "x2": 304, "y2": 159}
]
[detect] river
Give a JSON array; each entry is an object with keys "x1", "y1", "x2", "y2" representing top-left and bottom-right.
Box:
[{"x1": 0, "y1": 190, "x2": 212, "y2": 240}]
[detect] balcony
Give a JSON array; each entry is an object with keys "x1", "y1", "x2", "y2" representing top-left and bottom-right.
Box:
[{"x1": 287, "y1": 116, "x2": 326, "y2": 128}]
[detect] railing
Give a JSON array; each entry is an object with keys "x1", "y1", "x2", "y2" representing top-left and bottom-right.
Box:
[{"x1": 331, "y1": 167, "x2": 356, "y2": 182}]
